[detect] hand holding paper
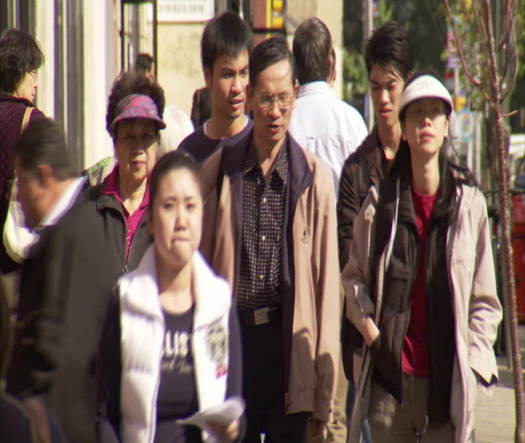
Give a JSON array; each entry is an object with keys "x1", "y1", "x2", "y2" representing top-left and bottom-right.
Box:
[{"x1": 176, "y1": 396, "x2": 244, "y2": 441}]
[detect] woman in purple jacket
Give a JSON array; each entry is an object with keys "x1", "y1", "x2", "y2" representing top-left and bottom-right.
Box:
[{"x1": 0, "y1": 28, "x2": 45, "y2": 272}]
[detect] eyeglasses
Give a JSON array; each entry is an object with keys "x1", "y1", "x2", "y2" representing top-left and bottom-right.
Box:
[{"x1": 256, "y1": 92, "x2": 294, "y2": 111}]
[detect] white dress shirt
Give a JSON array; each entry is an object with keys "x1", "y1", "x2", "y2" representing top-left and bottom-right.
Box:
[
  {"x1": 289, "y1": 81, "x2": 368, "y2": 192},
  {"x1": 4, "y1": 176, "x2": 87, "y2": 262},
  {"x1": 38, "y1": 176, "x2": 87, "y2": 228}
]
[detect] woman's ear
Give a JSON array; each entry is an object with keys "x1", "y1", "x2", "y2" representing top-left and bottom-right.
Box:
[{"x1": 443, "y1": 117, "x2": 449, "y2": 139}]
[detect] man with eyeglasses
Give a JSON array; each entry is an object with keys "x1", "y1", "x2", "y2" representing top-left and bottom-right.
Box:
[{"x1": 200, "y1": 35, "x2": 340, "y2": 442}]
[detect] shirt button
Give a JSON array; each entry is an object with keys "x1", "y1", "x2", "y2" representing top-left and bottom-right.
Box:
[
  {"x1": 261, "y1": 235, "x2": 266, "y2": 241},
  {"x1": 259, "y1": 274, "x2": 264, "y2": 280},
  {"x1": 262, "y1": 197, "x2": 267, "y2": 203}
]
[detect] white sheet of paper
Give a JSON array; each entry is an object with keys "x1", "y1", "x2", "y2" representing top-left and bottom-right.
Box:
[{"x1": 176, "y1": 396, "x2": 245, "y2": 429}]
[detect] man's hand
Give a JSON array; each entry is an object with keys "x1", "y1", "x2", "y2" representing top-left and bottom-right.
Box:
[
  {"x1": 24, "y1": 397, "x2": 51, "y2": 443},
  {"x1": 205, "y1": 418, "x2": 240, "y2": 442},
  {"x1": 310, "y1": 418, "x2": 327, "y2": 438},
  {"x1": 362, "y1": 316, "x2": 379, "y2": 347}
]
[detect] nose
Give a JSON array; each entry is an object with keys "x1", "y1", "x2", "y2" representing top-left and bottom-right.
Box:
[
  {"x1": 268, "y1": 100, "x2": 281, "y2": 118},
  {"x1": 379, "y1": 88, "x2": 389, "y2": 104},
  {"x1": 174, "y1": 206, "x2": 187, "y2": 229},
  {"x1": 231, "y1": 74, "x2": 242, "y2": 94},
  {"x1": 422, "y1": 115, "x2": 432, "y2": 126}
]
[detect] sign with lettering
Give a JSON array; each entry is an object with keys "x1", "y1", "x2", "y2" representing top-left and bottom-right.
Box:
[{"x1": 157, "y1": 0, "x2": 214, "y2": 22}]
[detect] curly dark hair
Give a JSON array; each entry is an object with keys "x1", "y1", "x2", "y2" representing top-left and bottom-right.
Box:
[
  {"x1": 105, "y1": 71, "x2": 165, "y2": 136},
  {"x1": 0, "y1": 28, "x2": 44, "y2": 94}
]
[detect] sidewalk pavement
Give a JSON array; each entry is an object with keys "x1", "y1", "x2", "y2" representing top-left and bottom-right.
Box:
[{"x1": 475, "y1": 325, "x2": 524, "y2": 442}]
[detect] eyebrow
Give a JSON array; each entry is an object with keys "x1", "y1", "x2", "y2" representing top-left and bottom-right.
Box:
[{"x1": 162, "y1": 195, "x2": 197, "y2": 202}]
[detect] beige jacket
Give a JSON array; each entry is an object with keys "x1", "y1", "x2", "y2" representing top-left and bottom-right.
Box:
[
  {"x1": 343, "y1": 182, "x2": 502, "y2": 442},
  {"x1": 199, "y1": 136, "x2": 340, "y2": 422}
]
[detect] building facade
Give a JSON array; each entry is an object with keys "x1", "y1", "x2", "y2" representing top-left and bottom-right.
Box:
[{"x1": 1, "y1": 0, "x2": 343, "y2": 170}]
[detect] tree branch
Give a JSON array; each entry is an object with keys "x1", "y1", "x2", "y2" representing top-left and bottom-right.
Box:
[{"x1": 443, "y1": 0, "x2": 483, "y2": 91}]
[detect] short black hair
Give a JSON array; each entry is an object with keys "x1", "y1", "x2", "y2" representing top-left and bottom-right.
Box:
[
  {"x1": 201, "y1": 12, "x2": 253, "y2": 72},
  {"x1": 106, "y1": 71, "x2": 165, "y2": 136},
  {"x1": 249, "y1": 35, "x2": 296, "y2": 88},
  {"x1": 135, "y1": 53, "x2": 154, "y2": 74},
  {"x1": 0, "y1": 28, "x2": 44, "y2": 94},
  {"x1": 15, "y1": 117, "x2": 79, "y2": 181},
  {"x1": 149, "y1": 151, "x2": 202, "y2": 208},
  {"x1": 293, "y1": 17, "x2": 332, "y2": 85},
  {"x1": 365, "y1": 21, "x2": 414, "y2": 80}
]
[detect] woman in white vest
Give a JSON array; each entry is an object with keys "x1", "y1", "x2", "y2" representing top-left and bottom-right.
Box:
[{"x1": 97, "y1": 151, "x2": 243, "y2": 443}]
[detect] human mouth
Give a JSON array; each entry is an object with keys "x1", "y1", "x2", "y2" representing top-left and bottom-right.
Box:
[
  {"x1": 269, "y1": 123, "x2": 281, "y2": 135},
  {"x1": 229, "y1": 98, "x2": 243, "y2": 111},
  {"x1": 378, "y1": 108, "x2": 391, "y2": 118},
  {"x1": 131, "y1": 160, "x2": 146, "y2": 169},
  {"x1": 420, "y1": 132, "x2": 434, "y2": 142}
]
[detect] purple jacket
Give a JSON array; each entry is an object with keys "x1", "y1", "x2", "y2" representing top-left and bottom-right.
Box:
[{"x1": 0, "y1": 95, "x2": 44, "y2": 202}]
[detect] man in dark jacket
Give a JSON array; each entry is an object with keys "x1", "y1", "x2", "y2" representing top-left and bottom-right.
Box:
[
  {"x1": 6, "y1": 115, "x2": 152, "y2": 442},
  {"x1": 337, "y1": 22, "x2": 414, "y2": 443},
  {"x1": 338, "y1": 22, "x2": 415, "y2": 270}
]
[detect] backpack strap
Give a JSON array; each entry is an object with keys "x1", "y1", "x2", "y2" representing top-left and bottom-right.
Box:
[{"x1": 20, "y1": 107, "x2": 34, "y2": 134}]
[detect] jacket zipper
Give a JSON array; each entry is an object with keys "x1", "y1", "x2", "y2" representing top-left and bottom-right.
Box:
[
  {"x1": 149, "y1": 315, "x2": 164, "y2": 443},
  {"x1": 398, "y1": 222, "x2": 420, "y2": 406}
]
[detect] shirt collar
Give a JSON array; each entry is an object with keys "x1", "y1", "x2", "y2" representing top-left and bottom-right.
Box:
[
  {"x1": 37, "y1": 176, "x2": 87, "y2": 229},
  {"x1": 243, "y1": 137, "x2": 288, "y2": 184},
  {"x1": 101, "y1": 164, "x2": 150, "y2": 215},
  {"x1": 297, "y1": 81, "x2": 331, "y2": 98},
  {"x1": 102, "y1": 165, "x2": 120, "y2": 198}
]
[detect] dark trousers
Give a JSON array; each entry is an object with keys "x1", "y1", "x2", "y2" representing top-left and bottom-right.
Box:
[{"x1": 240, "y1": 319, "x2": 309, "y2": 443}]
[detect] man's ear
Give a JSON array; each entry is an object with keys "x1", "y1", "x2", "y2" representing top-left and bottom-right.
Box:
[
  {"x1": 204, "y1": 67, "x2": 212, "y2": 89},
  {"x1": 37, "y1": 164, "x2": 55, "y2": 189},
  {"x1": 327, "y1": 54, "x2": 336, "y2": 84}
]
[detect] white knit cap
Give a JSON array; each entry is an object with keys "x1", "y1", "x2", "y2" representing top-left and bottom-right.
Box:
[{"x1": 399, "y1": 75, "x2": 453, "y2": 115}]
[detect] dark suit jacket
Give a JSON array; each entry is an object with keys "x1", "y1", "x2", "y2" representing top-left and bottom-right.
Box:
[{"x1": 7, "y1": 184, "x2": 152, "y2": 442}]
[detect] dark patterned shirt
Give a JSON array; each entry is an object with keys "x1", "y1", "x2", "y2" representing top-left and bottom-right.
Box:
[{"x1": 237, "y1": 141, "x2": 288, "y2": 310}]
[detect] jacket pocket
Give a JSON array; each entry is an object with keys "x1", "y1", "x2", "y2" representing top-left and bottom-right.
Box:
[{"x1": 383, "y1": 255, "x2": 411, "y2": 314}]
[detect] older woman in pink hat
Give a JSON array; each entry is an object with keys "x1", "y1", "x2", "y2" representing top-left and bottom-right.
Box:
[
  {"x1": 343, "y1": 73, "x2": 502, "y2": 442},
  {"x1": 93, "y1": 72, "x2": 167, "y2": 270}
]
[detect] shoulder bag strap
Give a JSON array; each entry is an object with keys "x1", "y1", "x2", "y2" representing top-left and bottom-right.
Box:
[{"x1": 20, "y1": 106, "x2": 34, "y2": 134}]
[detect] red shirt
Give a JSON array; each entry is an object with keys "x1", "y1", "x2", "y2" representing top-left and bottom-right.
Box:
[
  {"x1": 401, "y1": 187, "x2": 438, "y2": 377},
  {"x1": 102, "y1": 166, "x2": 149, "y2": 261}
]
